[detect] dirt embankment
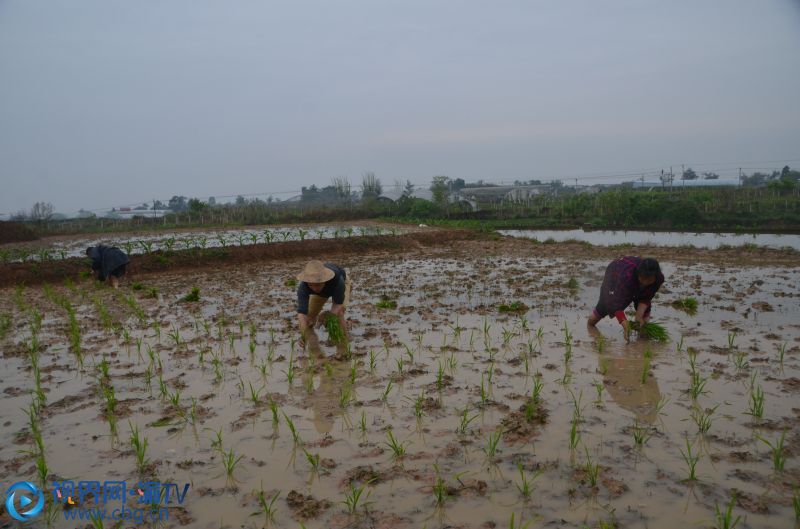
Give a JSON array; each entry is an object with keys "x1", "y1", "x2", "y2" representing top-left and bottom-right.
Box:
[
  {"x1": 0, "y1": 221, "x2": 38, "y2": 244},
  {"x1": 0, "y1": 229, "x2": 478, "y2": 288},
  {"x1": 1, "y1": 228, "x2": 798, "y2": 289}
]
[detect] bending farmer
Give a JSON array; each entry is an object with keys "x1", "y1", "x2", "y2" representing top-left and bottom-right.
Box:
[
  {"x1": 587, "y1": 257, "x2": 664, "y2": 341},
  {"x1": 296, "y1": 260, "x2": 351, "y2": 345},
  {"x1": 86, "y1": 245, "x2": 130, "y2": 289}
]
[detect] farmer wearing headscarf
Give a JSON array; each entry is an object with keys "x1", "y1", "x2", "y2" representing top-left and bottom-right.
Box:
[
  {"x1": 587, "y1": 257, "x2": 664, "y2": 341},
  {"x1": 296, "y1": 260, "x2": 351, "y2": 344},
  {"x1": 85, "y1": 245, "x2": 130, "y2": 289}
]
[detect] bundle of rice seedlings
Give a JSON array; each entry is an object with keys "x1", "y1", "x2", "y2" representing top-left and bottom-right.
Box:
[
  {"x1": 179, "y1": 287, "x2": 200, "y2": 303},
  {"x1": 498, "y1": 301, "x2": 528, "y2": 313},
  {"x1": 324, "y1": 313, "x2": 346, "y2": 343},
  {"x1": 671, "y1": 297, "x2": 698, "y2": 315},
  {"x1": 630, "y1": 321, "x2": 669, "y2": 342}
]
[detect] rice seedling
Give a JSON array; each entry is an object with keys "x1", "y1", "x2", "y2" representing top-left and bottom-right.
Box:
[
  {"x1": 483, "y1": 428, "x2": 503, "y2": 458},
  {"x1": 515, "y1": 462, "x2": 542, "y2": 498},
  {"x1": 384, "y1": 429, "x2": 408, "y2": 459},
  {"x1": 679, "y1": 437, "x2": 700, "y2": 481},
  {"x1": 502, "y1": 326, "x2": 515, "y2": 346},
  {"x1": 248, "y1": 382, "x2": 262, "y2": 406},
  {"x1": 630, "y1": 321, "x2": 669, "y2": 341},
  {"x1": 598, "y1": 357, "x2": 609, "y2": 376},
  {"x1": 342, "y1": 482, "x2": 372, "y2": 515},
  {"x1": 303, "y1": 448, "x2": 321, "y2": 473},
  {"x1": 284, "y1": 352, "x2": 296, "y2": 385},
  {"x1": 251, "y1": 484, "x2": 280, "y2": 521},
  {"x1": 567, "y1": 389, "x2": 584, "y2": 422},
  {"x1": 747, "y1": 384, "x2": 765, "y2": 419},
  {"x1": 757, "y1": 431, "x2": 786, "y2": 471},
  {"x1": 340, "y1": 384, "x2": 353, "y2": 409},
  {"x1": 349, "y1": 359, "x2": 358, "y2": 385},
  {"x1": 727, "y1": 331, "x2": 737, "y2": 351},
  {"x1": 129, "y1": 422, "x2": 149, "y2": 473},
  {"x1": 283, "y1": 412, "x2": 302, "y2": 445},
  {"x1": 691, "y1": 405, "x2": 718, "y2": 435},
  {"x1": 368, "y1": 349, "x2": 378, "y2": 372},
  {"x1": 458, "y1": 405, "x2": 479, "y2": 435},
  {"x1": 508, "y1": 512, "x2": 534, "y2": 529},
  {"x1": 381, "y1": 381, "x2": 393, "y2": 401},
  {"x1": 479, "y1": 374, "x2": 489, "y2": 406},
  {"x1": 793, "y1": 489, "x2": 799, "y2": 520},
  {"x1": 778, "y1": 342, "x2": 787, "y2": 366},
  {"x1": 179, "y1": 287, "x2": 200, "y2": 303},
  {"x1": 593, "y1": 380, "x2": 604, "y2": 404},
  {"x1": 268, "y1": 398, "x2": 279, "y2": 425},
  {"x1": 447, "y1": 351, "x2": 458, "y2": 372},
  {"x1": 221, "y1": 447, "x2": 245, "y2": 477},
  {"x1": 671, "y1": 297, "x2": 698, "y2": 315},
  {"x1": 359, "y1": 411, "x2": 367, "y2": 434},
  {"x1": 569, "y1": 418, "x2": 581, "y2": 449},
  {"x1": 713, "y1": 492, "x2": 742, "y2": 529},
  {"x1": 732, "y1": 350, "x2": 747, "y2": 370},
  {"x1": 688, "y1": 371, "x2": 708, "y2": 399},
  {"x1": 487, "y1": 361, "x2": 495, "y2": 384},
  {"x1": 631, "y1": 421, "x2": 653, "y2": 446},
  {"x1": 582, "y1": 446, "x2": 600, "y2": 487},
  {"x1": 676, "y1": 334, "x2": 684, "y2": 353},
  {"x1": 395, "y1": 357, "x2": 404, "y2": 375},
  {"x1": 567, "y1": 277, "x2": 579, "y2": 290},
  {"x1": 432, "y1": 471, "x2": 449, "y2": 505},
  {"x1": 531, "y1": 374, "x2": 544, "y2": 404}
]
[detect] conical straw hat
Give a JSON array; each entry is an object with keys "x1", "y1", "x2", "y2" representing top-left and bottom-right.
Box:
[{"x1": 297, "y1": 260, "x2": 335, "y2": 283}]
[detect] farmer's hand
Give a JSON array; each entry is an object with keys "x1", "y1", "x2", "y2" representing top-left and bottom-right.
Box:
[{"x1": 622, "y1": 320, "x2": 631, "y2": 342}]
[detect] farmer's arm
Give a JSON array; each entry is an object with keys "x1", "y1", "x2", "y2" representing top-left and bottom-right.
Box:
[
  {"x1": 635, "y1": 272, "x2": 664, "y2": 324},
  {"x1": 296, "y1": 284, "x2": 313, "y2": 344}
]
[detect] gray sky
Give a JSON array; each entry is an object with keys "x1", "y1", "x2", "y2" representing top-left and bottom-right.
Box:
[{"x1": 1, "y1": 0, "x2": 799, "y2": 215}]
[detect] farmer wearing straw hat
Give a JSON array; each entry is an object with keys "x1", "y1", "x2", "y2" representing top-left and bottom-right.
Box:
[
  {"x1": 296, "y1": 260, "x2": 351, "y2": 344},
  {"x1": 587, "y1": 257, "x2": 664, "y2": 341}
]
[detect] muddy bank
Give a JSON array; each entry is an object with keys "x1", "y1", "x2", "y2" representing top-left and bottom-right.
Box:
[{"x1": 2, "y1": 227, "x2": 798, "y2": 289}]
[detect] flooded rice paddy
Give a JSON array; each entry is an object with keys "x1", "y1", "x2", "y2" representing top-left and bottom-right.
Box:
[
  {"x1": 0, "y1": 235, "x2": 798, "y2": 528},
  {"x1": 499, "y1": 229, "x2": 800, "y2": 251}
]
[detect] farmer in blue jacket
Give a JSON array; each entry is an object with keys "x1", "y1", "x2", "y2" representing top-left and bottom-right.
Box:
[
  {"x1": 86, "y1": 245, "x2": 130, "y2": 289},
  {"x1": 587, "y1": 257, "x2": 664, "y2": 341}
]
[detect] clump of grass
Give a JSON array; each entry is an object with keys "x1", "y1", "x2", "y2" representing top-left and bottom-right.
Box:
[
  {"x1": 324, "y1": 314, "x2": 346, "y2": 343},
  {"x1": 286, "y1": 278, "x2": 298, "y2": 288},
  {"x1": 671, "y1": 297, "x2": 698, "y2": 315},
  {"x1": 630, "y1": 321, "x2": 669, "y2": 341},
  {"x1": 146, "y1": 287, "x2": 159, "y2": 299},
  {"x1": 131, "y1": 281, "x2": 144, "y2": 291},
  {"x1": 498, "y1": 301, "x2": 528, "y2": 313},
  {"x1": 566, "y1": 277, "x2": 579, "y2": 290},
  {"x1": 179, "y1": 287, "x2": 200, "y2": 303},
  {"x1": 375, "y1": 294, "x2": 397, "y2": 309}
]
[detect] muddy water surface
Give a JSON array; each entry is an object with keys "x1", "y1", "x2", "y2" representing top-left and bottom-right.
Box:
[{"x1": 1, "y1": 240, "x2": 798, "y2": 529}]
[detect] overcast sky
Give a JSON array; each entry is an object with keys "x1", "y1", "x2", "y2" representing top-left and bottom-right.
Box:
[{"x1": 1, "y1": 0, "x2": 799, "y2": 215}]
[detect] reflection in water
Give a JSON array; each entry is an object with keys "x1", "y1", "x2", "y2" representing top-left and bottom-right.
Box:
[
  {"x1": 589, "y1": 326, "x2": 662, "y2": 424},
  {"x1": 299, "y1": 331, "x2": 351, "y2": 435}
]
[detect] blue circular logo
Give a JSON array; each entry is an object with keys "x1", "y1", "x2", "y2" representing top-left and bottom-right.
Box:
[{"x1": 5, "y1": 481, "x2": 45, "y2": 522}]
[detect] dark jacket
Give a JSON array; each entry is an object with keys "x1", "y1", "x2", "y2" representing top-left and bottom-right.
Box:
[
  {"x1": 88, "y1": 245, "x2": 130, "y2": 280},
  {"x1": 596, "y1": 256, "x2": 664, "y2": 323}
]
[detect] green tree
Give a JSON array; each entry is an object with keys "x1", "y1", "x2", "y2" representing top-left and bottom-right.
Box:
[{"x1": 430, "y1": 175, "x2": 450, "y2": 210}]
